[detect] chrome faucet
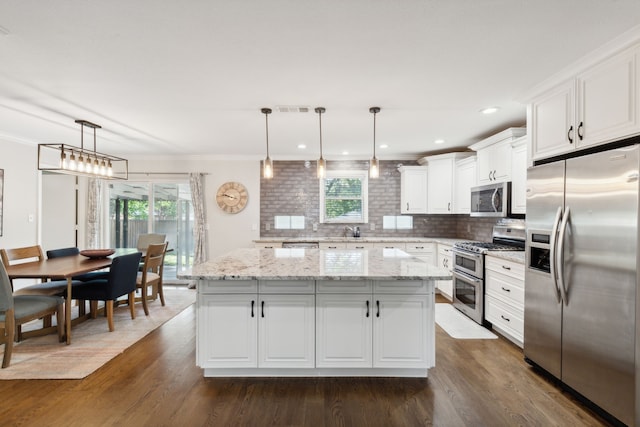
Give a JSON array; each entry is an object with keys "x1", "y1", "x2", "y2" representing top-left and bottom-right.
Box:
[{"x1": 344, "y1": 226, "x2": 354, "y2": 237}]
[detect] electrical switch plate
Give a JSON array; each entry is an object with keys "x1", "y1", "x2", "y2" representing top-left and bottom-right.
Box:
[
  {"x1": 313, "y1": 223, "x2": 318, "y2": 231},
  {"x1": 265, "y1": 222, "x2": 270, "y2": 231},
  {"x1": 28, "y1": 214, "x2": 34, "y2": 223},
  {"x1": 370, "y1": 223, "x2": 375, "y2": 231}
]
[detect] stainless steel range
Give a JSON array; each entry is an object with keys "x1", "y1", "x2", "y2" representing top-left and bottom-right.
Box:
[{"x1": 452, "y1": 219, "x2": 525, "y2": 325}]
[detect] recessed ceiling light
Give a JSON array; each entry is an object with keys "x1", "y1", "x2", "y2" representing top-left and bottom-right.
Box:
[
  {"x1": 342, "y1": 151, "x2": 349, "y2": 155},
  {"x1": 481, "y1": 107, "x2": 499, "y2": 115},
  {"x1": 379, "y1": 144, "x2": 388, "y2": 149},
  {"x1": 297, "y1": 144, "x2": 306, "y2": 149},
  {"x1": 434, "y1": 139, "x2": 445, "y2": 144}
]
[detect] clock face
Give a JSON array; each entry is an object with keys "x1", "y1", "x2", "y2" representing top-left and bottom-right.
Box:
[{"x1": 216, "y1": 181, "x2": 249, "y2": 214}]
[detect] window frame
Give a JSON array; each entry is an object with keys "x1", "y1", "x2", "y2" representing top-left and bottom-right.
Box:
[{"x1": 319, "y1": 170, "x2": 368, "y2": 224}]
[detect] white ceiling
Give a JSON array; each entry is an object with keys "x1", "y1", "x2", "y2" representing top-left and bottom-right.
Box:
[{"x1": 1, "y1": 1, "x2": 640, "y2": 161}]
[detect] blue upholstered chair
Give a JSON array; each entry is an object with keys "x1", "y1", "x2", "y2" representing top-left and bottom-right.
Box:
[
  {"x1": 46, "y1": 247, "x2": 109, "y2": 282},
  {"x1": 0, "y1": 259, "x2": 64, "y2": 368},
  {"x1": 71, "y1": 252, "x2": 142, "y2": 332}
]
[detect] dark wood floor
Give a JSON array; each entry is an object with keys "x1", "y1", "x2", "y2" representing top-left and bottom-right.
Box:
[{"x1": 0, "y1": 294, "x2": 611, "y2": 427}]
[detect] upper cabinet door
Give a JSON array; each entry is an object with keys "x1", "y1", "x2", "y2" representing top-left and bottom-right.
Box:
[
  {"x1": 577, "y1": 48, "x2": 639, "y2": 150},
  {"x1": 531, "y1": 44, "x2": 640, "y2": 162},
  {"x1": 530, "y1": 80, "x2": 576, "y2": 161},
  {"x1": 400, "y1": 167, "x2": 428, "y2": 214},
  {"x1": 427, "y1": 158, "x2": 454, "y2": 214},
  {"x1": 454, "y1": 157, "x2": 476, "y2": 214}
]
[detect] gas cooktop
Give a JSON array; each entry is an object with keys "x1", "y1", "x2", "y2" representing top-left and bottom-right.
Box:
[{"x1": 454, "y1": 241, "x2": 525, "y2": 254}]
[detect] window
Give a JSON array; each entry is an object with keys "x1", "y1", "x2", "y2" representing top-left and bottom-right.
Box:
[{"x1": 319, "y1": 170, "x2": 368, "y2": 223}]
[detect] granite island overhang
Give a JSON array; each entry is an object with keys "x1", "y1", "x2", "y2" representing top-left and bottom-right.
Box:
[{"x1": 179, "y1": 248, "x2": 451, "y2": 378}]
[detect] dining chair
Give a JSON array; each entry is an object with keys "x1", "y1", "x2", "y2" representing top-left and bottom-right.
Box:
[
  {"x1": 70, "y1": 252, "x2": 142, "y2": 332},
  {"x1": 0, "y1": 259, "x2": 64, "y2": 368},
  {"x1": 136, "y1": 242, "x2": 168, "y2": 315},
  {"x1": 136, "y1": 234, "x2": 166, "y2": 252},
  {"x1": 1, "y1": 245, "x2": 72, "y2": 295}
]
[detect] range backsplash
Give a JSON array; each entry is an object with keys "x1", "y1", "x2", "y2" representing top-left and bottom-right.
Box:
[{"x1": 260, "y1": 160, "x2": 498, "y2": 242}]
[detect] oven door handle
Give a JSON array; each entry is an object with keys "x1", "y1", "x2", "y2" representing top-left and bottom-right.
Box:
[{"x1": 453, "y1": 269, "x2": 482, "y2": 284}]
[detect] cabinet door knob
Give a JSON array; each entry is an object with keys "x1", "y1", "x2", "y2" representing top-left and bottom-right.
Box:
[
  {"x1": 567, "y1": 125, "x2": 574, "y2": 144},
  {"x1": 366, "y1": 300, "x2": 370, "y2": 318},
  {"x1": 261, "y1": 300, "x2": 265, "y2": 318},
  {"x1": 376, "y1": 300, "x2": 380, "y2": 318},
  {"x1": 447, "y1": 202, "x2": 451, "y2": 211},
  {"x1": 407, "y1": 202, "x2": 410, "y2": 211},
  {"x1": 251, "y1": 300, "x2": 255, "y2": 317}
]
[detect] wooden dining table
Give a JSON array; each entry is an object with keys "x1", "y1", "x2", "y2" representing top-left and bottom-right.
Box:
[{"x1": 5, "y1": 248, "x2": 141, "y2": 344}]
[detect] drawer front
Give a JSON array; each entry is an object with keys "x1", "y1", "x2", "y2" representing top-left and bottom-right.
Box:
[
  {"x1": 437, "y1": 244, "x2": 452, "y2": 257},
  {"x1": 485, "y1": 269, "x2": 524, "y2": 307},
  {"x1": 259, "y1": 280, "x2": 315, "y2": 294},
  {"x1": 373, "y1": 280, "x2": 429, "y2": 294},
  {"x1": 404, "y1": 243, "x2": 436, "y2": 253},
  {"x1": 345, "y1": 242, "x2": 375, "y2": 249},
  {"x1": 316, "y1": 280, "x2": 372, "y2": 294},
  {"x1": 486, "y1": 295, "x2": 523, "y2": 343},
  {"x1": 485, "y1": 256, "x2": 524, "y2": 280},
  {"x1": 319, "y1": 242, "x2": 347, "y2": 249},
  {"x1": 198, "y1": 279, "x2": 258, "y2": 294},
  {"x1": 373, "y1": 242, "x2": 406, "y2": 250}
]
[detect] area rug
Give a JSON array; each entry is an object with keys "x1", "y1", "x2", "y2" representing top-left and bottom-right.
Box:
[
  {"x1": 435, "y1": 303, "x2": 497, "y2": 339},
  {"x1": 0, "y1": 287, "x2": 196, "y2": 380}
]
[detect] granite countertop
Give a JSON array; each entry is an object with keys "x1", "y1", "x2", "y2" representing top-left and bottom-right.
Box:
[
  {"x1": 179, "y1": 248, "x2": 452, "y2": 281},
  {"x1": 253, "y1": 236, "x2": 470, "y2": 246},
  {"x1": 486, "y1": 250, "x2": 526, "y2": 264}
]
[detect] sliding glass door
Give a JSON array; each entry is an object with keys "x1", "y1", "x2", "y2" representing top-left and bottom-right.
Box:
[{"x1": 109, "y1": 181, "x2": 194, "y2": 280}]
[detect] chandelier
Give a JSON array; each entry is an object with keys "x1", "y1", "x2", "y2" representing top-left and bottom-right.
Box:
[{"x1": 37, "y1": 119, "x2": 128, "y2": 180}]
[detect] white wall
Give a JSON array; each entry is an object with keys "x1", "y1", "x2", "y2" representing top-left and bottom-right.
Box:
[{"x1": 0, "y1": 138, "x2": 39, "y2": 250}]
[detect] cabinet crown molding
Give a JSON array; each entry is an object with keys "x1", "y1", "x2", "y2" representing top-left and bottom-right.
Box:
[
  {"x1": 469, "y1": 127, "x2": 527, "y2": 152},
  {"x1": 416, "y1": 151, "x2": 474, "y2": 166}
]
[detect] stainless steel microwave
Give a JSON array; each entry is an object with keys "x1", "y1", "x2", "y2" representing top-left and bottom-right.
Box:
[{"x1": 470, "y1": 182, "x2": 511, "y2": 217}]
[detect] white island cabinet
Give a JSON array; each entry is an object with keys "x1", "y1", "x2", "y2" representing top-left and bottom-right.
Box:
[{"x1": 183, "y1": 248, "x2": 450, "y2": 378}]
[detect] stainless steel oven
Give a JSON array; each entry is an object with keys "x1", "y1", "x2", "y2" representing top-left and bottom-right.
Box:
[{"x1": 452, "y1": 248, "x2": 485, "y2": 325}]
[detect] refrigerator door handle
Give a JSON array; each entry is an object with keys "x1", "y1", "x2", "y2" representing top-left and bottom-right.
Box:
[
  {"x1": 549, "y1": 206, "x2": 563, "y2": 304},
  {"x1": 556, "y1": 206, "x2": 571, "y2": 306}
]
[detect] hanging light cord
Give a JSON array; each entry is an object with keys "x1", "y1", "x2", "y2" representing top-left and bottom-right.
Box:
[
  {"x1": 318, "y1": 109, "x2": 323, "y2": 158},
  {"x1": 264, "y1": 110, "x2": 270, "y2": 157},
  {"x1": 372, "y1": 109, "x2": 377, "y2": 158}
]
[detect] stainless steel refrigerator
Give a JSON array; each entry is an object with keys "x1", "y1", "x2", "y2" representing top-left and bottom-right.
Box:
[{"x1": 525, "y1": 144, "x2": 639, "y2": 426}]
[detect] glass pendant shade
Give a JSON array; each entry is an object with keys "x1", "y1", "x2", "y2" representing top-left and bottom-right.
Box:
[
  {"x1": 317, "y1": 156, "x2": 326, "y2": 179},
  {"x1": 263, "y1": 156, "x2": 273, "y2": 179},
  {"x1": 369, "y1": 157, "x2": 379, "y2": 178}
]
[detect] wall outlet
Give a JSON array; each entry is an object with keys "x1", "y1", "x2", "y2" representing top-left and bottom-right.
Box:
[
  {"x1": 370, "y1": 223, "x2": 375, "y2": 231},
  {"x1": 265, "y1": 222, "x2": 270, "y2": 231},
  {"x1": 313, "y1": 223, "x2": 318, "y2": 231}
]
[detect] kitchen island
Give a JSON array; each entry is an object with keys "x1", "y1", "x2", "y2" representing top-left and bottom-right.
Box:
[{"x1": 180, "y1": 247, "x2": 451, "y2": 378}]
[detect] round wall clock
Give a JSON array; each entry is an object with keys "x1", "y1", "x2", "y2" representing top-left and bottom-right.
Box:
[{"x1": 216, "y1": 181, "x2": 249, "y2": 214}]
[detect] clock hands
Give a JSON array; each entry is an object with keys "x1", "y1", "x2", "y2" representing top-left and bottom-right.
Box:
[{"x1": 222, "y1": 193, "x2": 236, "y2": 200}]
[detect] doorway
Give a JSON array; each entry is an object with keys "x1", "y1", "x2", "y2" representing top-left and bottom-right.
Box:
[{"x1": 109, "y1": 181, "x2": 194, "y2": 281}]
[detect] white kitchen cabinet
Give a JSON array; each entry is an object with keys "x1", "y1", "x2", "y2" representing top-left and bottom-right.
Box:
[
  {"x1": 198, "y1": 280, "x2": 315, "y2": 369},
  {"x1": 345, "y1": 242, "x2": 374, "y2": 249},
  {"x1": 373, "y1": 293, "x2": 432, "y2": 368},
  {"x1": 317, "y1": 284, "x2": 433, "y2": 370},
  {"x1": 316, "y1": 294, "x2": 373, "y2": 368},
  {"x1": 319, "y1": 242, "x2": 346, "y2": 249},
  {"x1": 399, "y1": 166, "x2": 428, "y2": 214},
  {"x1": 404, "y1": 243, "x2": 436, "y2": 265},
  {"x1": 435, "y1": 244, "x2": 453, "y2": 301},
  {"x1": 530, "y1": 46, "x2": 640, "y2": 161},
  {"x1": 419, "y1": 152, "x2": 474, "y2": 214},
  {"x1": 454, "y1": 156, "x2": 476, "y2": 214},
  {"x1": 484, "y1": 255, "x2": 525, "y2": 347},
  {"x1": 198, "y1": 293, "x2": 258, "y2": 368},
  {"x1": 470, "y1": 128, "x2": 526, "y2": 185},
  {"x1": 510, "y1": 137, "x2": 527, "y2": 214},
  {"x1": 254, "y1": 242, "x2": 282, "y2": 249},
  {"x1": 258, "y1": 294, "x2": 315, "y2": 368}
]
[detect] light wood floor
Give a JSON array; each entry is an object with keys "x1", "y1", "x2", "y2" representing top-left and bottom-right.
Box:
[{"x1": 0, "y1": 295, "x2": 611, "y2": 426}]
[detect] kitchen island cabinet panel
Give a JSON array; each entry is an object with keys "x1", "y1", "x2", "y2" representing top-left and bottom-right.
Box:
[
  {"x1": 316, "y1": 294, "x2": 372, "y2": 368},
  {"x1": 373, "y1": 294, "x2": 433, "y2": 369},
  {"x1": 198, "y1": 294, "x2": 258, "y2": 368},
  {"x1": 258, "y1": 294, "x2": 315, "y2": 368}
]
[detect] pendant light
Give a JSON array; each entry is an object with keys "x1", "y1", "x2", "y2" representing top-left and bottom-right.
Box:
[
  {"x1": 369, "y1": 106, "x2": 381, "y2": 178},
  {"x1": 261, "y1": 108, "x2": 273, "y2": 179},
  {"x1": 315, "y1": 107, "x2": 326, "y2": 179},
  {"x1": 37, "y1": 119, "x2": 128, "y2": 179}
]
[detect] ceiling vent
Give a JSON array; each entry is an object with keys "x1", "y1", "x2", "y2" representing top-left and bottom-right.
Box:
[{"x1": 276, "y1": 105, "x2": 310, "y2": 113}]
